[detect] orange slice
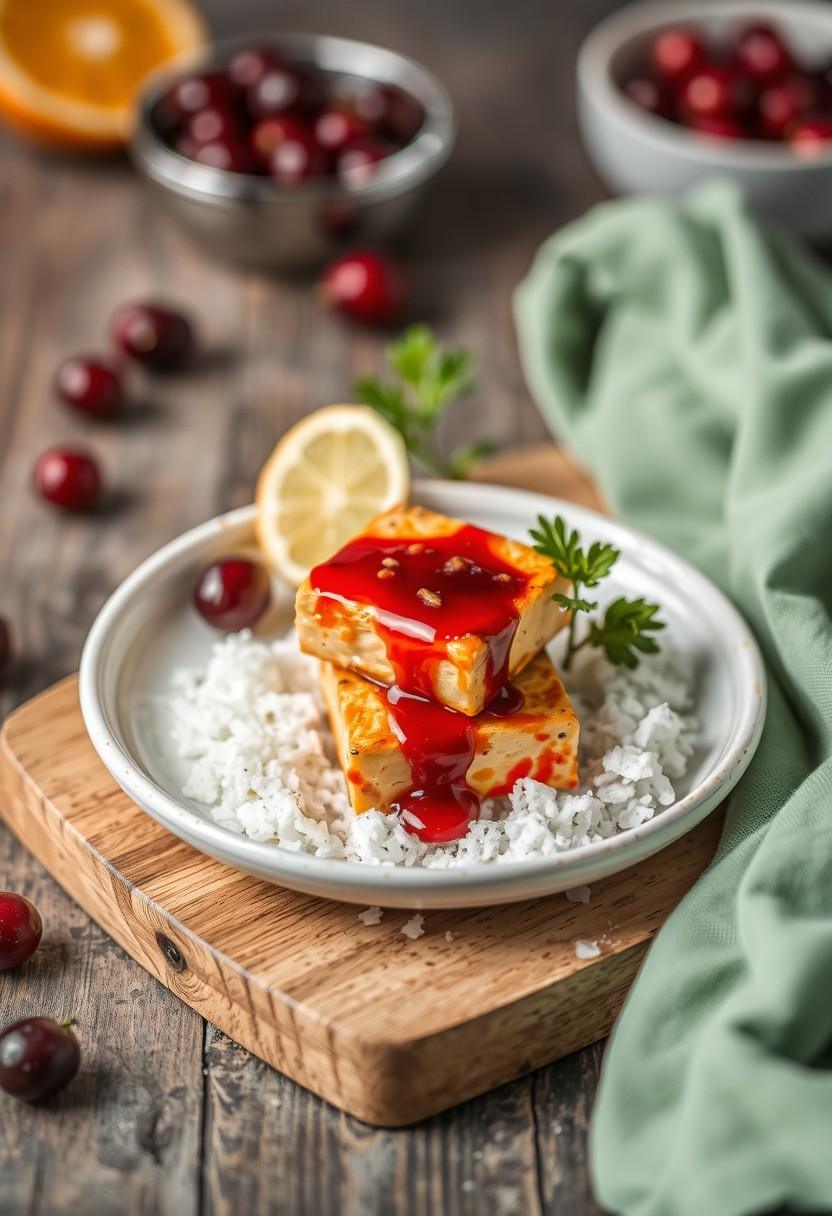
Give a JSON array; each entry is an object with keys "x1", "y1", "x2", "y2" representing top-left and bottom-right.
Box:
[{"x1": 0, "y1": 0, "x2": 206, "y2": 152}]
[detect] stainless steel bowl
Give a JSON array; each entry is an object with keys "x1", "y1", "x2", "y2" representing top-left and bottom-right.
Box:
[{"x1": 131, "y1": 33, "x2": 455, "y2": 270}]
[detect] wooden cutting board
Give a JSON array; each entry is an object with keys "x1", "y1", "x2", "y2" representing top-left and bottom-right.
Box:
[{"x1": 0, "y1": 446, "x2": 721, "y2": 1127}]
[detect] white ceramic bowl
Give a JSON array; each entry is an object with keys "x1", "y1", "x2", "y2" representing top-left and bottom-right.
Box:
[
  {"x1": 578, "y1": 0, "x2": 832, "y2": 237},
  {"x1": 78, "y1": 481, "x2": 765, "y2": 909}
]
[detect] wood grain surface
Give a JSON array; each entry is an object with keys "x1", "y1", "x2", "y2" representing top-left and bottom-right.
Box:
[{"x1": 0, "y1": 0, "x2": 646, "y2": 1211}]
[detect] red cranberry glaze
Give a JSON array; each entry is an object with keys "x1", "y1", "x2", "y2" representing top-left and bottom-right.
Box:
[
  {"x1": 33, "y1": 448, "x2": 101, "y2": 512},
  {"x1": 194, "y1": 558, "x2": 271, "y2": 631},
  {"x1": 0, "y1": 1017, "x2": 80, "y2": 1102},
  {"x1": 54, "y1": 356, "x2": 123, "y2": 418},
  {"x1": 0, "y1": 892, "x2": 42, "y2": 970},
  {"x1": 321, "y1": 251, "x2": 406, "y2": 325}
]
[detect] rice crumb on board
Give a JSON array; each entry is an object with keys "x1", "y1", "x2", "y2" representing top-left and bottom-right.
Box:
[
  {"x1": 574, "y1": 939, "x2": 601, "y2": 960},
  {"x1": 162, "y1": 630, "x2": 697, "y2": 870},
  {"x1": 401, "y1": 913, "x2": 424, "y2": 940},
  {"x1": 358, "y1": 906, "x2": 383, "y2": 926},
  {"x1": 565, "y1": 886, "x2": 591, "y2": 904}
]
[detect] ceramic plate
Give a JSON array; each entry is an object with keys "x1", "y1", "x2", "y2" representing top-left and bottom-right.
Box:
[{"x1": 79, "y1": 480, "x2": 765, "y2": 909}]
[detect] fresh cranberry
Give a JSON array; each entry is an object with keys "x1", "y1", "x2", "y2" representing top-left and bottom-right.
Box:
[
  {"x1": 622, "y1": 75, "x2": 674, "y2": 119},
  {"x1": 789, "y1": 115, "x2": 832, "y2": 157},
  {"x1": 314, "y1": 107, "x2": 370, "y2": 154},
  {"x1": 164, "y1": 71, "x2": 233, "y2": 121},
  {"x1": 193, "y1": 558, "x2": 271, "y2": 631},
  {"x1": 54, "y1": 356, "x2": 123, "y2": 419},
  {"x1": 679, "y1": 64, "x2": 750, "y2": 121},
  {"x1": 185, "y1": 104, "x2": 242, "y2": 146},
  {"x1": 650, "y1": 27, "x2": 706, "y2": 82},
  {"x1": 0, "y1": 893, "x2": 42, "y2": 970},
  {"x1": 0, "y1": 617, "x2": 10, "y2": 670},
  {"x1": 337, "y1": 138, "x2": 391, "y2": 187},
  {"x1": 758, "y1": 74, "x2": 817, "y2": 139},
  {"x1": 690, "y1": 115, "x2": 748, "y2": 141},
  {"x1": 191, "y1": 135, "x2": 259, "y2": 173},
  {"x1": 321, "y1": 251, "x2": 407, "y2": 325},
  {"x1": 270, "y1": 131, "x2": 327, "y2": 186},
  {"x1": 352, "y1": 84, "x2": 423, "y2": 143},
  {"x1": 33, "y1": 448, "x2": 102, "y2": 512},
  {"x1": 246, "y1": 64, "x2": 320, "y2": 120},
  {"x1": 250, "y1": 114, "x2": 310, "y2": 162},
  {"x1": 734, "y1": 22, "x2": 793, "y2": 85},
  {"x1": 112, "y1": 302, "x2": 195, "y2": 371},
  {"x1": 0, "y1": 1017, "x2": 80, "y2": 1102},
  {"x1": 227, "y1": 46, "x2": 280, "y2": 90}
]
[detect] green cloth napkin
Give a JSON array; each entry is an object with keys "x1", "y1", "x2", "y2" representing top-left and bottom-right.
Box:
[{"x1": 514, "y1": 182, "x2": 832, "y2": 1216}]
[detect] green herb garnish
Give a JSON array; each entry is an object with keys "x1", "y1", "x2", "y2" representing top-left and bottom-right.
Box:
[
  {"x1": 355, "y1": 325, "x2": 493, "y2": 478},
  {"x1": 529, "y1": 515, "x2": 664, "y2": 670}
]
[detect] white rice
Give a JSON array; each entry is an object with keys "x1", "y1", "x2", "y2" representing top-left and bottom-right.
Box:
[{"x1": 165, "y1": 630, "x2": 697, "y2": 868}]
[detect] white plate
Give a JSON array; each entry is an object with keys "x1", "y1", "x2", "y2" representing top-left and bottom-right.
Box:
[{"x1": 79, "y1": 480, "x2": 765, "y2": 909}]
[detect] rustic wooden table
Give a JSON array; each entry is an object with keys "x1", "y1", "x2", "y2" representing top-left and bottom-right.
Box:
[{"x1": 0, "y1": 1, "x2": 621, "y2": 1211}]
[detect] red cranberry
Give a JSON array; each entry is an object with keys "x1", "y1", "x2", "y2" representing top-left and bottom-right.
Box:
[
  {"x1": 246, "y1": 64, "x2": 320, "y2": 120},
  {"x1": 185, "y1": 104, "x2": 242, "y2": 146},
  {"x1": 690, "y1": 115, "x2": 748, "y2": 141},
  {"x1": 0, "y1": 617, "x2": 10, "y2": 670},
  {"x1": 112, "y1": 302, "x2": 195, "y2": 371},
  {"x1": 352, "y1": 84, "x2": 423, "y2": 142},
  {"x1": 650, "y1": 27, "x2": 706, "y2": 82},
  {"x1": 250, "y1": 114, "x2": 310, "y2": 162},
  {"x1": 0, "y1": 893, "x2": 42, "y2": 970},
  {"x1": 191, "y1": 136, "x2": 259, "y2": 174},
  {"x1": 227, "y1": 46, "x2": 280, "y2": 90},
  {"x1": 33, "y1": 448, "x2": 102, "y2": 512},
  {"x1": 164, "y1": 71, "x2": 233, "y2": 121},
  {"x1": 314, "y1": 107, "x2": 370, "y2": 154},
  {"x1": 0, "y1": 1017, "x2": 80, "y2": 1102},
  {"x1": 54, "y1": 356, "x2": 123, "y2": 419},
  {"x1": 622, "y1": 75, "x2": 674, "y2": 119},
  {"x1": 321, "y1": 251, "x2": 407, "y2": 325},
  {"x1": 734, "y1": 22, "x2": 793, "y2": 85},
  {"x1": 758, "y1": 75, "x2": 817, "y2": 139},
  {"x1": 789, "y1": 115, "x2": 832, "y2": 157},
  {"x1": 270, "y1": 131, "x2": 327, "y2": 186},
  {"x1": 337, "y1": 138, "x2": 391, "y2": 187},
  {"x1": 193, "y1": 558, "x2": 271, "y2": 631},
  {"x1": 679, "y1": 65, "x2": 750, "y2": 121}
]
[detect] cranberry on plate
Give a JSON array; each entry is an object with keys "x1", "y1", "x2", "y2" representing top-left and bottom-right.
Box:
[
  {"x1": 194, "y1": 558, "x2": 271, "y2": 631},
  {"x1": 0, "y1": 1017, "x2": 80, "y2": 1102},
  {"x1": 649, "y1": 27, "x2": 705, "y2": 82},
  {"x1": 0, "y1": 892, "x2": 42, "y2": 970},
  {"x1": 33, "y1": 448, "x2": 102, "y2": 512},
  {"x1": 112, "y1": 302, "x2": 196, "y2": 371},
  {"x1": 54, "y1": 356, "x2": 123, "y2": 419},
  {"x1": 321, "y1": 250, "x2": 407, "y2": 325}
]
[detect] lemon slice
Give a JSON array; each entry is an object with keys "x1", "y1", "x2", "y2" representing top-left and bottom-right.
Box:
[{"x1": 255, "y1": 405, "x2": 410, "y2": 585}]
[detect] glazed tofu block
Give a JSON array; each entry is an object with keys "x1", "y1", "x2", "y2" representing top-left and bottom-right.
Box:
[
  {"x1": 321, "y1": 651, "x2": 580, "y2": 814},
  {"x1": 296, "y1": 505, "x2": 571, "y2": 716}
]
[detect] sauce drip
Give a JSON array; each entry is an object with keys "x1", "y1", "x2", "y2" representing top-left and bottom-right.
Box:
[{"x1": 310, "y1": 524, "x2": 529, "y2": 702}]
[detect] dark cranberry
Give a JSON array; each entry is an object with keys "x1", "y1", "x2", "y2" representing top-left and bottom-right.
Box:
[
  {"x1": 270, "y1": 131, "x2": 327, "y2": 186},
  {"x1": 164, "y1": 71, "x2": 233, "y2": 121},
  {"x1": 185, "y1": 104, "x2": 242, "y2": 146},
  {"x1": 622, "y1": 75, "x2": 674, "y2": 119},
  {"x1": 0, "y1": 893, "x2": 42, "y2": 970},
  {"x1": 679, "y1": 65, "x2": 750, "y2": 122},
  {"x1": 321, "y1": 251, "x2": 407, "y2": 325},
  {"x1": 246, "y1": 64, "x2": 320, "y2": 120},
  {"x1": 33, "y1": 448, "x2": 102, "y2": 512},
  {"x1": 191, "y1": 135, "x2": 259, "y2": 174},
  {"x1": 352, "y1": 84, "x2": 423, "y2": 142},
  {"x1": 337, "y1": 138, "x2": 392, "y2": 187},
  {"x1": 690, "y1": 115, "x2": 748, "y2": 141},
  {"x1": 734, "y1": 22, "x2": 793, "y2": 85},
  {"x1": 789, "y1": 115, "x2": 832, "y2": 157},
  {"x1": 650, "y1": 27, "x2": 706, "y2": 82},
  {"x1": 54, "y1": 356, "x2": 123, "y2": 419},
  {"x1": 227, "y1": 46, "x2": 280, "y2": 90},
  {"x1": 758, "y1": 74, "x2": 817, "y2": 139},
  {"x1": 193, "y1": 558, "x2": 271, "y2": 631},
  {"x1": 0, "y1": 1017, "x2": 80, "y2": 1101},
  {"x1": 314, "y1": 107, "x2": 370, "y2": 154},
  {"x1": 250, "y1": 114, "x2": 310, "y2": 162},
  {"x1": 112, "y1": 302, "x2": 195, "y2": 371},
  {"x1": 0, "y1": 618, "x2": 10, "y2": 670}
]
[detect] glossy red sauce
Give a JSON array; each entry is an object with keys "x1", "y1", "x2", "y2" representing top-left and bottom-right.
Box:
[{"x1": 310, "y1": 524, "x2": 529, "y2": 702}]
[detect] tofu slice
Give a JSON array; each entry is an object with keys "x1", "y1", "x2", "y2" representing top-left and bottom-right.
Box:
[
  {"x1": 321, "y1": 651, "x2": 580, "y2": 814},
  {"x1": 296, "y1": 504, "x2": 571, "y2": 716}
]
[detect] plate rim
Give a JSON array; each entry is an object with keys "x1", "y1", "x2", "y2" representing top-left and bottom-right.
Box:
[{"x1": 79, "y1": 480, "x2": 766, "y2": 901}]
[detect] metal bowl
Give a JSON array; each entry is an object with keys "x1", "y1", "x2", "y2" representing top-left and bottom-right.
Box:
[{"x1": 131, "y1": 33, "x2": 456, "y2": 270}]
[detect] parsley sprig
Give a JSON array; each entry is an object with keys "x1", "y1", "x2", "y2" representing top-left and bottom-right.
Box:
[
  {"x1": 355, "y1": 325, "x2": 494, "y2": 478},
  {"x1": 529, "y1": 515, "x2": 664, "y2": 670}
]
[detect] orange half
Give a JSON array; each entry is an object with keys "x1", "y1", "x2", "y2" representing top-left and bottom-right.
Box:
[{"x1": 0, "y1": 0, "x2": 206, "y2": 152}]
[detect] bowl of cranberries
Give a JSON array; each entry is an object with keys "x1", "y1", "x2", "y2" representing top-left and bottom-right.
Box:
[
  {"x1": 131, "y1": 33, "x2": 454, "y2": 269},
  {"x1": 578, "y1": 1, "x2": 832, "y2": 237}
]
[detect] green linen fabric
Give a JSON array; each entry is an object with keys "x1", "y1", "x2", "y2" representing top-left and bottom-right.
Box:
[{"x1": 514, "y1": 183, "x2": 832, "y2": 1216}]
